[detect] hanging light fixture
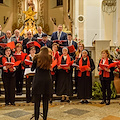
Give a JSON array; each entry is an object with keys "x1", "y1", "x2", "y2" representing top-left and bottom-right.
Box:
[{"x1": 102, "y1": 0, "x2": 116, "y2": 15}]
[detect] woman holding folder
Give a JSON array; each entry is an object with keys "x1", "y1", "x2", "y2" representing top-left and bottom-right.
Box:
[
  {"x1": 76, "y1": 49, "x2": 95, "y2": 104},
  {"x1": 31, "y1": 46, "x2": 52, "y2": 120},
  {"x1": 98, "y1": 50, "x2": 114, "y2": 105},
  {"x1": 2, "y1": 47, "x2": 16, "y2": 105},
  {"x1": 24, "y1": 46, "x2": 36, "y2": 103},
  {"x1": 56, "y1": 47, "x2": 73, "y2": 102},
  {"x1": 14, "y1": 43, "x2": 25, "y2": 95}
]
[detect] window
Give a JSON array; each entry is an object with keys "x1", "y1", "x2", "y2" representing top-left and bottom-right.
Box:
[
  {"x1": 57, "y1": 0, "x2": 63, "y2": 6},
  {"x1": 0, "y1": 0, "x2": 3, "y2": 3}
]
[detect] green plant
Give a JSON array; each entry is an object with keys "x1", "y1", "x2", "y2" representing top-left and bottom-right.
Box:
[{"x1": 92, "y1": 81, "x2": 117, "y2": 100}]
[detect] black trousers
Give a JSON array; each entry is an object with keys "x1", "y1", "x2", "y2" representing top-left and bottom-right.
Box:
[
  {"x1": 26, "y1": 76, "x2": 33, "y2": 103},
  {"x1": 100, "y1": 78, "x2": 111, "y2": 101},
  {"x1": 16, "y1": 67, "x2": 24, "y2": 93},
  {"x1": 3, "y1": 73, "x2": 16, "y2": 104},
  {"x1": 34, "y1": 94, "x2": 49, "y2": 120}
]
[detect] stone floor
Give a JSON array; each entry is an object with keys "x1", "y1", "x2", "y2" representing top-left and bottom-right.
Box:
[{"x1": 0, "y1": 99, "x2": 120, "y2": 120}]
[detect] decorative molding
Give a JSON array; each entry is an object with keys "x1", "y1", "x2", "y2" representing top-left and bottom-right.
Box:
[{"x1": 17, "y1": 0, "x2": 24, "y2": 28}]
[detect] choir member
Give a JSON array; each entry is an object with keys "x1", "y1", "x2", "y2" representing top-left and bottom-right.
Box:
[
  {"x1": 67, "y1": 33, "x2": 77, "y2": 59},
  {"x1": 14, "y1": 43, "x2": 25, "y2": 95},
  {"x1": 51, "y1": 24, "x2": 67, "y2": 41},
  {"x1": 75, "y1": 43, "x2": 84, "y2": 61},
  {"x1": 74, "y1": 43, "x2": 84, "y2": 93},
  {"x1": 23, "y1": 31, "x2": 37, "y2": 53},
  {"x1": 52, "y1": 43, "x2": 61, "y2": 59},
  {"x1": 51, "y1": 24, "x2": 67, "y2": 52},
  {"x1": 31, "y1": 46, "x2": 52, "y2": 120},
  {"x1": 56, "y1": 47, "x2": 73, "y2": 102},
  {"x1": 24, "y1": 46, "x2": 36, "y2": 103},
  {"x1": 2, "y1": 47, "x2": 16, "y2": 105},
  {"x1": 77, "y1": 49, "x2": 95, "y2": 104},
  {"x1": 12, "y1": 29, "x2": 24, "y2": 42},
  {"x1": 98, "y1": 50, "x2": 114, "y2": 105},
  {"x1": 2, "y1": 30, "x2": 17, "y2": 44},
  {"x1": 33, "y1": 26, "x2": 44, "y2": 39},
  {"x1": 40, "y1": 33, "x2": 52, "y2": 48}
]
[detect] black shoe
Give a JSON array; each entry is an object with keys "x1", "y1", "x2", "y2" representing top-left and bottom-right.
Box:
[
  {"x1": 61, "y1": 99, "x2": 65, "y2": 102},
  {"x1": 100, "y1": 100, "x2": 106, "y2": 104},
  {"x1": 84, "y1": 100, "x2": 89, "y2": 104},
  {"x1": 80, "y1": 100, "x2": 84, "y2": 104},
  {"x1": 50, "y1": 100, "x2": 52, "y2": 105},
  {"x1": 106, "y1": 100, "x2": 110, "y2": 105},
  {"x1": 5, "y1": 103, "x2": 9, "y2": 106},
  {"x1": 11, "y1": 103, "x2": 15, "y2": 106},
  {"x1": 66, "y1": 100, "x2": 70, "y2": 103}
]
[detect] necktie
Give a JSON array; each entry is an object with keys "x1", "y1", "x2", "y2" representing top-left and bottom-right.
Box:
[{"x1": 58, "y1": 32, "x2": 60, "y2": 40}]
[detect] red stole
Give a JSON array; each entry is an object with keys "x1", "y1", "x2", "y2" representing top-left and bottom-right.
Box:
[
  {"x1": 58, "y1": 54, "x2": 71, "y2": 72},
  {"x1": 78, "y1": 56, "x2": 90, "y2": 77},
  {"x1": 99, "y1": 58, "x2": 110, "y2": 78},
  {"x1": 52, "y1": 51, "x2": 59, "y2": 60},
  {"x1": 2, "y1": 56, "x2": 15, "y2": 73}
]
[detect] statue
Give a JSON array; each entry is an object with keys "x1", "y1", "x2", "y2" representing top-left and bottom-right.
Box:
[
  {"x1": 28, "y1": 0, "x2": 35, "y2": 11},
  {"x1": 20, "y1": 7, "x2": 38, "y2": 37}
]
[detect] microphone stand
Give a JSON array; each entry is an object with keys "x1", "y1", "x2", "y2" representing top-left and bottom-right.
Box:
[{"x1": 92, "y1": 34, "x2": 97, "y2": 45}]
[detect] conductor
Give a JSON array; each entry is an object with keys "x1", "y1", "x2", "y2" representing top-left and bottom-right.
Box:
[{"x1": 31, "y1": 46, "x2": 52, "y2": 120}]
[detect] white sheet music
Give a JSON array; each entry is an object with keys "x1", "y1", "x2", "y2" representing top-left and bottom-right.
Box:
[{"x1": 24, "y1": 68, "x2": 35, "y2": 76}]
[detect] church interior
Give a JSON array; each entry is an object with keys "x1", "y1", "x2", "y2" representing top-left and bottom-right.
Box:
[{"x1": 0, "y1": 0, "x2": 120, "y2": 120}]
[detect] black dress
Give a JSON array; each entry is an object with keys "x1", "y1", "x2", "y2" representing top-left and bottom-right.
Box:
[
  {"x1": 31, "y1": 59, "x2": 52, "y2": 99},
  {"x1": 56, "y1": 56, "x2": 73, "y2": 96},
  {"x1": 77, "y1": 57, "x2": 95, "y2": 99}
]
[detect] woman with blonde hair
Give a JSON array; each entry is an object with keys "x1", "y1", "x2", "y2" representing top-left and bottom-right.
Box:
[
  {"x1": 98, "y1": 50, "x2": 114, "y2": 105},
  {"x1": 31, "y1": 46, "x2": 52, "y2": 120},
  {"x1": 74, "y1": 43, "x2": 84, "y2": 93}
]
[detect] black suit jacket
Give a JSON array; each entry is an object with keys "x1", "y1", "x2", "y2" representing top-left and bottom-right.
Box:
[
  {"x1": 51, "y1": 31, "x2": 67, "y2": 41},
  {"x1": 12, "y1": 36, "x2": 24, "y2": 41},
  {"x1": 66, "y1": 40, "x2": 77, "y2": 59},
  {"x1": 23, "y1": 37, "x2": 39, "y2": 54},
  {"x1": 67, "y1": 40, "x2": 77, "y2": 50},
  {"x1": 33, "y1": 33, "x2": 43, "y2": 38},
  {"x1": 40, "y1": 40, "x2": 52, "y2": 49},
  {"x1": 2, "y1": 37, "x2": 17, "y2": 44}
]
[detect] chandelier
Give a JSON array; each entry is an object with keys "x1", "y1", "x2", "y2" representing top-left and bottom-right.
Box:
[{"x1": 102, "y1": 0, "x2": 116, "y2": 14}]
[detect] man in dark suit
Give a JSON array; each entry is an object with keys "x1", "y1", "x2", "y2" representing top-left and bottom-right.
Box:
[
  {"x1": 0, "y1": 24, "x2": 6, "y2": 38},
  {"x1": 51, "y1": 24, "x2": 67, "y2": 44},
  {"x1": 51, "y1": 24, "x2": 67, "y2": 52},
  {"x1": 33, "y1": 26, "x2": 43, "y2": 38},
  {"x1": 23, "y1": 31, "x2": 38, "y2": 53},
  {"x1": 2, "y1": 30, "x2": 17, "y2": 44},
  {"x1": 67, "y1": 33, "x2": 77, "y2": 59},
  {"x1": 12, "y1": 29, "x2": 24, "y2": 42},
  {"x1": 40, "y1": 33, "x2": 52, "y2": 48}
]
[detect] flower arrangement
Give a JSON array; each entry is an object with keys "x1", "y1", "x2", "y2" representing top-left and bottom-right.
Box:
[
  {"x1": 73, "y1": 34, "x2": 84, "y2": 44},
  {"x1": 110, "y1": 47, "x2": 120, "y2": 61}
]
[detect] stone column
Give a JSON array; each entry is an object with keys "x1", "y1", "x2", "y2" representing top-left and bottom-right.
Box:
[{"x1": 117, "y1": 0, "x2": 120, "y2": 46}]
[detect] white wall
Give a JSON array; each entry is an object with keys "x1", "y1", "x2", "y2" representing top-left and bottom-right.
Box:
[{"x1": 84, "y1": 0, "x2": 104, "y2": 46}]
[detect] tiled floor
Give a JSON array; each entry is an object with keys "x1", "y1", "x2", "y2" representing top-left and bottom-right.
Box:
[{"x1": 0, "y1": 100, "x2": 120, "y2": 120}]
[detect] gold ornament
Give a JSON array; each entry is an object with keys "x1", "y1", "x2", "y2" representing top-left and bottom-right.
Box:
[{"x1": 23, "y1": 7, "x2": 37, "y2": 21}]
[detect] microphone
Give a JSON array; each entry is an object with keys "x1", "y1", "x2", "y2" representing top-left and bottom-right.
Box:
[{"x1": 92, "y1": 33, "x2": 97, "y2": 43}]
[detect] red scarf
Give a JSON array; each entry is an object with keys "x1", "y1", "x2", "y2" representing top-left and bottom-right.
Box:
[
  {"x1": 52, "y1": 51, "x2": 59, "y2": 60},
  {"x1": 78, "y1": 56, "x2": 90, "y2": 77},
  {"x1": 2, "y1": 56, "x2": 15, "y2": 73},
  {"x1": 58, "y1": 54, "x2": 71, "y2": 72},
  {"x1": 99, "y1": 58, "x2": 110, "y2": 78}
]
